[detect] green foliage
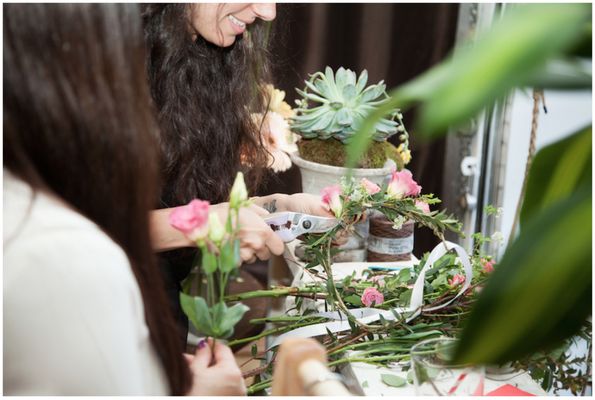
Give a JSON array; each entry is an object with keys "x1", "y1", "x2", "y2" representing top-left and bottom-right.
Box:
[
  {"x1": 520, "y1": 126, "x2": 591, "y2": 227},
  {"x1": 454, "y1": 186, "x2": 591, "y2": 364},
  {"x1": 180, "y1": 172, "x2": 251, "y2": 340},
  {"x1": 180, "y1": 293, "x2": 249, "y2": 339},
  {"x1": 381, "y1": 373, "x2": 407, "y2": 388},
  {"x1": 291, "y1": 67, "x2": 404, "y2": 143},
  {"x1": 346, "y1": 3, "x2": 591, "y2": 168},
  {"x1": 339, "y1": 2, "x2": 592, "y2": 370},
  {"x1": 201, "y1": 250, "x2": 218, "y2": 274}
]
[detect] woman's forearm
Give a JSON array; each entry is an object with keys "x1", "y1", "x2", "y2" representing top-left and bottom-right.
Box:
[{"x1": 150, "y1": 208, "x2": 194, "y2": 252}]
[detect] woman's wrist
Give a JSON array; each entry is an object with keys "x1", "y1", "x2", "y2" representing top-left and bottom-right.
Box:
[{"x1": 150, "y1": 208, "x2": 194, "y2": 252}]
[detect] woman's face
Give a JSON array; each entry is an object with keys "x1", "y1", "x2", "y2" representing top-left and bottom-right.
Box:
[{"x1": 189, "y1": 3, "x2": 276, "y2": 47}]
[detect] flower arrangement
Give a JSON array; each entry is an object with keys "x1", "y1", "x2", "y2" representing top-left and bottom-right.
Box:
[
  {"x1": 228, "y1": 237, "x2": 496, "y2": 394},
  {"x1": 252, "y1": 84, "x2": 299, "y2": 172},
  {"x1": 299, "y1": 171, "x2": 461, "y2": 327},
  {"x1": 169, "y1": 172, "x2": 251, "y2": 344}
]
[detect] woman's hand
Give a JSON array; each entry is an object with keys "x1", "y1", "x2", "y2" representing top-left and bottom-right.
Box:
[
  {"x1": 283, "y1": 193, "x2": 335, "y2": 217},
  {"x1": 253, "y1": 193, "x2": 334, "y2": 218},
  {"x1": 150, "y1": 203, "x2": 284, "y2": 262},
  {"x1": 211, "y1": 202, "x2": 284, "y2": 264},
  {"x1": 186, "y1": 338, "x2": 246, "y2": 396}
]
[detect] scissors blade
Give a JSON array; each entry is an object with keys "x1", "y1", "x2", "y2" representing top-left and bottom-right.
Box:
[
  {"x1": 264, "y1": 212, "x2": 340, "y2": 242},
  {"x1": 264, "y1": 212, "x2": 298, "y2": 242},
  {"x1": 304, "y1": 215, "x2": 341, "y2": 233}
]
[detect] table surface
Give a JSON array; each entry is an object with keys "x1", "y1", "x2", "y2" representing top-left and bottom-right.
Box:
[{"x1": 267, "y1": 241, "x2": 548, "y2": 396}]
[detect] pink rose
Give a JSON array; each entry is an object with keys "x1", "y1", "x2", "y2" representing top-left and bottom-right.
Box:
[
  {"x1": 360, "y1": 178, "x2": 381, "y2": 195},
  {"x1": 448, "y1": 274, "x2": 466, "y2": 287},
  {"x1": 361, "y1": 287, "x2": 384, "y2": 307},
  {"x1": 386, "y1": 169, "x2": 422, "y2": 199},
  {"x1": 481, "y1": 258, "x2": 495, "y2": 273},
  {"x1": 169, "y1": 199, "x2": 210, "y2": 241},
  {"x1": 321, "y1": 184, "x2": 343, "y2": 218},
  {"x1": 415, "y1": 200, "x2": 430, "y2": 214}
]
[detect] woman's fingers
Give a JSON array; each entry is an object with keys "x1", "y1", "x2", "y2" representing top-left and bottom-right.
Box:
[
  {"x1": 192, "y1": 338, "x2": 213, "y2": 368},
  {"x1": 248, "y1": 203, "x2": 270, "y2": 217}
]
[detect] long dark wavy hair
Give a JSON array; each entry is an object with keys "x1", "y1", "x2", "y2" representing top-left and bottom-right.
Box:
[
  {"x1": 3, "y1": 4, "x2": 191, "y2": 394},
  {"x1": 142, "y1": 4, "x2": 272, "y2": 206}
]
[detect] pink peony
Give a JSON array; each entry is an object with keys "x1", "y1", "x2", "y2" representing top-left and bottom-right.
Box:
[
  {"x1": 169, "y1": 199, "x2": 210, "y2": 241},
  {"x1": 386, "y1": 169, "x2": 422, "y2": 199},
  {"x1": 361, "y1": 178, "x2": 381, "y2": 195},
  {"x1": 321, "y1": 184, "x2": 343, "y2": 218},
  {"x1": 481, "y1": 258, "x2": 495, "y2": 274},
  {"x1": 448, "y1": 274, "x2": 466, "y2": 287},
  {"x1": 415, "y1": 200, "x2": 430, "y2": 214},
  {"x1": 361, "y1": 287, "x2": 385, "y2": 307}
]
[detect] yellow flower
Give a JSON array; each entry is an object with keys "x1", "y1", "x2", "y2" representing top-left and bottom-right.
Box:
[
  {"x1": 397, "y1": 143, "x2": 412, "y2": 165},
  {"x1": 265, "y1": 84, "x2": 295, "y2": 119}
]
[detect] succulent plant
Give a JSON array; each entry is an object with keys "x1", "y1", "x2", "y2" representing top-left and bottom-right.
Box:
[{"x1": 290, "y1": 67, "x2": 405, "y2": 144}]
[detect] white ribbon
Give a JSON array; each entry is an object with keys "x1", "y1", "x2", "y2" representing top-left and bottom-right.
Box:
[{"x1": 269, "y1": 241, "x2": 472, "y2": 349}]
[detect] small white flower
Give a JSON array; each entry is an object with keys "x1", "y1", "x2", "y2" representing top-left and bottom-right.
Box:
[
  {"x1": 350, "y1": 189, "x2": 363, "y2": 203},
  {"x1": 491, "y1": 231, "x2": 504, "y2": 244},
  {"x1": 392, "y1": 215, "x2": 407, "y2": 230}
]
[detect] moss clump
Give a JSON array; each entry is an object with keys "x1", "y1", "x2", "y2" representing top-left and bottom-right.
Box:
[{"x1": 298, "y1": 138, "x2": 404, "y2": 170}]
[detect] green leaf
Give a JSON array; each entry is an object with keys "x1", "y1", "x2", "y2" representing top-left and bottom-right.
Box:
[
  {"x1": 397, "y1": 268, "x2": 411, "y2": 283},
  {"x1": 520, "y1": 126, "x2": 591, "y2": 228},
  {"x1": 454, "y1": 187, "x2": 592, "y2": 365},
  {"x1": 381, "y1": 374, "x2": 407, "y2": 388},
  {"x1": 406, "y1": 370, "x2": 415, "y2": 385},
  {"x1": 343, "y1": 294, "x2": 363, "y2": 306},
  {"x1": 201, "y1": 250, "x2": 218, "y2": 275},
  {"x1": 524, "y1": 57, "x2": 592, "y2": 90},
  {"x1": 219, "y1": 241, "x2": 238, "y2": 273},
  {"x1": 180, "y1": 293, "x2": 216, "y2": 337},
  {"x1": 361, "y1": 380, "x2": 369, "y2": 388},
  {"x1": 412, "y1": 4, "x2": 591, "y2": 136},
  {"x1": 219, "y1": 302, "x2": 250, "y2": 339},
  {"x1": 399, "y1": 330, "x2": 443, "y2": 340},
  {"x1": 347, "y1": 3, "x2": 590, "y2": 162}
]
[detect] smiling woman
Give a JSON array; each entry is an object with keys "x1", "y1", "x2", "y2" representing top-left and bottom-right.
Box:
[{"x1": 189, "y1": 3, "x2": 276, "y2": 46}]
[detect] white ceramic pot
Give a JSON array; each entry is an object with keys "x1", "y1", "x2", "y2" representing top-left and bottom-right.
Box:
[
  {"x1": 291, "y1": 152, "x2": 395, "y2": 262},
  {"x1": 290, "y1": 152, "x2": 394, "y2": 195}
]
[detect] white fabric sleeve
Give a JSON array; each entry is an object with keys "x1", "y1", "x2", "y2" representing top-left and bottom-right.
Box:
[{"x1": 4, "y1": 227, "x2": 162, "y2": 395}]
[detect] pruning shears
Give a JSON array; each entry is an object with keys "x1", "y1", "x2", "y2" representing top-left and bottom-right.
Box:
[{"x1": 264, "y1": 212, "x2": 340, "y2": 243}]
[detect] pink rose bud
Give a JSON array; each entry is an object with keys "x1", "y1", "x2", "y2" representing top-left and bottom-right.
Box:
[
  {"x1": 361, "y1": 178, "x2": 381, "y2": 195},
  {"x1": 361, "y1": 287, "x2": 385, "y2": 307},
  {"x1": 415, "y1": 200, "x2": 430, "y2": 214},
  {"x1": 386, "y1": 169, "x2": 422, "y2": 199},
  {"x1": 169, "y1": 199, "x2": 210, "y2": 241},
  {"x1": 481, "y1": 258, "x2": 495, "y2": 273},
  {"x1": 448, "y1": 274, "x2": 466, "y2": 287},
  {"x1": 321, "y1": 184, "x2": 343, "y2": 218}
]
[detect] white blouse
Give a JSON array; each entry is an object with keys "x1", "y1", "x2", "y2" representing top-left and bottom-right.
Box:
[{"x1": 3, "y1": 171, "x2": 169, "y2": 395}]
